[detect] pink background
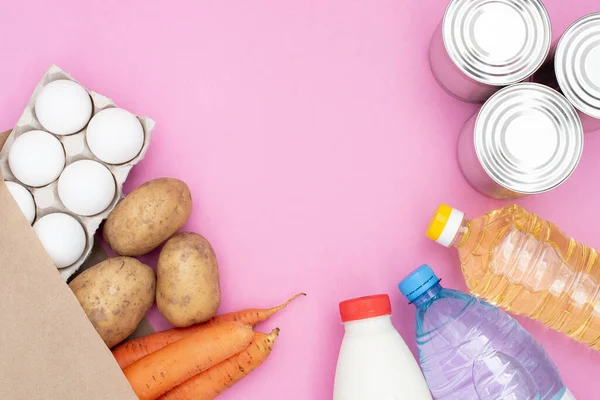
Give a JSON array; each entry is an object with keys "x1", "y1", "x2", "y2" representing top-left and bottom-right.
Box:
[{"x1": 1, "y1": 0, "x2": 599, "y2": 398}]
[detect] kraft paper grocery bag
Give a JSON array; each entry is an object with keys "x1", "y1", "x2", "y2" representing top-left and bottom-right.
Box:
[{"x1": 0, "y1": 130, "x2": 138, "y2": 400}]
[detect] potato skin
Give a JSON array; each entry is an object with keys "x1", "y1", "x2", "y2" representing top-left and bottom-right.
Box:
[
  {"x1": 69, "y1": 257, "x2": 156, "y2": 348},
  {"x1": 103, "y1": 178, "x2": 192, "y2": 256},
  {"x1": 157, "y1": 232, "x2": 221, "y2": 327}
]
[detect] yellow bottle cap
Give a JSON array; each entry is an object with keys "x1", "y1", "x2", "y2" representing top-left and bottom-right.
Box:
[{"x1": 426, "y1": 204, "x2": 464, "y2": 247}]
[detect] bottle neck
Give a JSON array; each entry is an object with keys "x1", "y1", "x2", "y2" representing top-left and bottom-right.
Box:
[
  {"x1": 343, "y1": 315, "x2": 393, "y2": 334},
  {"x1": 412, "y1": 283, "x2": 442, "y2": 307},
  {"x1": 450, "y1": 217, "x2": 471, "y2": 248}
]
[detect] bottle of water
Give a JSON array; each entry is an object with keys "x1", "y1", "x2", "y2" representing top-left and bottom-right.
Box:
[{"x1": 398, "y1": 264, "x2": 574, "y2": 400}]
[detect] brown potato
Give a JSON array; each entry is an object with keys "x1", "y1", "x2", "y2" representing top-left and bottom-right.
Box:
[
  {"x1": 103, "y1": 178, "x2": 192, "y2": 256},
  {"x1": 69, "y1": 257, "x2": 156, "y2": 348},
  {"x1": 157, "y1": 232, "x2": 221, "y2": 327}
]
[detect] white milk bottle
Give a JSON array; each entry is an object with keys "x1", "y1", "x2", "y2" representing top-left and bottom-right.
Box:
[{"x1": 333, "y1": 294, "x2": 432, "y2": 400}]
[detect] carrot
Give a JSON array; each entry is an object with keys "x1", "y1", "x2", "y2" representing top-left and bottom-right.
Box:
[
  {"x1": 113, "y1": 325, "x2": 197, "y2": 370},
  {"x1": 123, "y1": 321, "x2": 253, "y2": 400},
  {"x1": 113, "y1": 293, "x2": 304, "y2": 369},
  {"x1": 211, "y1": 293, "x2": 305, "y2": 326},
  {"x1": 158, "y1": 328, "x2": 280, "y2": 400}
]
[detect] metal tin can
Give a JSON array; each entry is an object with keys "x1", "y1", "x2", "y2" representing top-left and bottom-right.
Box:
[
  {"x1": 458, "y1": 83, "x2": 583, "y2": 199},
  {"x1": 430, "y1": 0, "x2": 551, "y2": 103},
  {"x1": 532, "y1": 13, "x2": 600, "y2": 132}
]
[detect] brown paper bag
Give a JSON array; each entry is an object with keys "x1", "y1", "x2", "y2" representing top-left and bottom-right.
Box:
[{"x1": 0, "y1": 130, "x2": 138, "y2": 400}]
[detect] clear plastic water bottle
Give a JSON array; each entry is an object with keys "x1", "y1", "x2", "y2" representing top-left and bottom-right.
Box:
[{"x1": 398, "y1": 265, "x2": 575, "y2": 400}]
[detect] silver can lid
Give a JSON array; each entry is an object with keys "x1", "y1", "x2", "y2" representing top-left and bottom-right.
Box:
[
  {"x1": 555, "y1": 13, "x2": 600, "y2": 119},
  {"x1": 443, "y1": 0, "x2": 551, "y2": 86},
  {"x1": 475, "y1": 83, "x2": 583, "y2": 195}
]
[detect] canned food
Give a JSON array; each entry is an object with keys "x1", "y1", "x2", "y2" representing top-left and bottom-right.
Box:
[
  {"x1": 458, "y1": 83, "x2": 583, "y2": 199},
  {"x1": 430, "y1": 0, "x2": 551, "y2": 103},
  {"x1": 533, "y1": 13, "x2": 600, "y2": 132}
]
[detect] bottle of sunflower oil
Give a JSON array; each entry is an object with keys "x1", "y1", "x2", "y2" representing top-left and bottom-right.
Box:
[{"x1": 427, "y1": 203, "x2": 600, "y2": 350}]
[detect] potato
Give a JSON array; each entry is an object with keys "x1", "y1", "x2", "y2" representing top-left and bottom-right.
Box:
[
  {"x1": 69, "y1": 257, "x2": 156, "y2": 348},
  {"x1": 157, "y1": 232, "x2": 221, "y2": 327},
  {"x1": 103, "y1": 178, "x2": 192, "y2": 256}
]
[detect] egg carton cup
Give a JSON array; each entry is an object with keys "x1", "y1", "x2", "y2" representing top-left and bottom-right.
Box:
[{"x1": 0, "y1": 65, "x2": 154, "y2": 281}]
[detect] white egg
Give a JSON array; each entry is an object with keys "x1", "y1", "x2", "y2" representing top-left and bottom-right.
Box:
[
  {"x1": 5, "y1": 181, "x2": 36, "y2": 224},
  {"x1": 34, "y1": 213, "x2": 86, "y2": 268},
  {"x1": 35, "y1": 80, "x2": 93, "y2": 135},
  {"x1": 86, "y1": 108, "x2": 144, "y2": 164},
  {"x1": 8, "y1": 130, "x2": 65, "y2": 187},
  {"x1": 58, "y1": 160, "x2": 116, "y2": 216}
]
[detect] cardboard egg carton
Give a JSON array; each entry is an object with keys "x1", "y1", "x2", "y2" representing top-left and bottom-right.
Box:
[{"x1": 0, "y1": 65, "x2": 154, "y2": 280}]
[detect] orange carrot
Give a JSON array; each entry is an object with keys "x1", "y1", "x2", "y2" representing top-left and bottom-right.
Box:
[
  {"x1": 113, "y1": 293, "x2": 304, "y2": 369},
  {"x1": 123, "y1": 321, "x2": 253, "y2": 400},
  {"x1": 158, "y1": 328, "x2": 280, "y2": 400},
  {"x1": 210, "y1": 293, "x2": 305, "y2": 325},
  {"x1": 113, "y1": 326, "x2": 197, "y2": 370}
]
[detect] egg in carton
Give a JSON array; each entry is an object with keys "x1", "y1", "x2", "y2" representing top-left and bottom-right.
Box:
[{"x1": 0, "y1": 65, "x2": 154, "y2": 281}]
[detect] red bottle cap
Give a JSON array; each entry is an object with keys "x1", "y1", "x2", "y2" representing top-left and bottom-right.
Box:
[{"x1": 339, "y1": 294, "x2": 392, "y2": 323}]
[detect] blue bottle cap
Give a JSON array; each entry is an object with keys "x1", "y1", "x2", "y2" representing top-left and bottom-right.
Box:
[{"x1": 398, "y1": 264, "x2": 441, "y2": 303}]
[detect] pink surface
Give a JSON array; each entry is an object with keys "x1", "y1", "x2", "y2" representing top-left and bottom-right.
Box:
[{"x1": 1, "y1": 1, "x2": 600, "y2": 398}]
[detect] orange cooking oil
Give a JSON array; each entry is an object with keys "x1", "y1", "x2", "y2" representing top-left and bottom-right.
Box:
[{"x1": 427, "y1": 204, "x2": 600, "y2": 349}]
